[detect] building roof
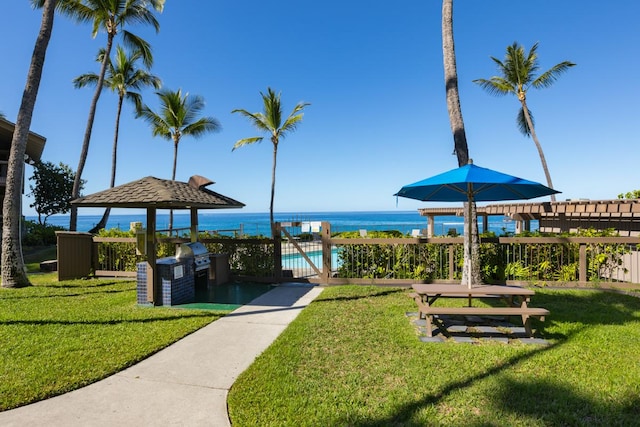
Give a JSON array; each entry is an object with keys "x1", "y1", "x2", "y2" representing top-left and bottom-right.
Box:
[
  {"x1": 71, "y1": 175, "x2": 245, "y2": 210},
  {"x1": 0, "y1": 117, "x2": 46, "y2": 163}
]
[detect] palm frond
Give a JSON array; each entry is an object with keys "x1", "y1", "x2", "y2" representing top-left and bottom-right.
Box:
[
  {"x1": 532, "y1": 61, "x2": 576, "y2": 89},
  {"x1": 121, "y1": 30, "x2": 154, "y2": 68},
  {"x1": 472, "y1": 77, "x2": 512, "y2": 97},
  {"x1": 182, "y1": 117, "x2": 221, "y2": 138},
  {"x1": 231, "y1": 109, "x2": 271, "y2": 132},
  {"x1": 232, "y1": 137, "x2": 263, "y2": 151},
  {"x1": 117, "y1": 0, "x2": 163, "y2": 33},
  {"x1": 517, "y1": 107, "x2": 534, "y2": 137},
  {"x1": 73, "y1": 73, "x2": 100, "y2": 88}
]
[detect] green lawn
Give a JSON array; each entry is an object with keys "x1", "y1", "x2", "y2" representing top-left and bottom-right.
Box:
[
  {"x1": 228, "y1": 285, "x2": 640, "y2": 426},
  {"x1": 2, "y1": 269, "x2": 639, "y2": 424},
  {"x1": 0, "y1": 273, "x2": 230, "y2": 411}
]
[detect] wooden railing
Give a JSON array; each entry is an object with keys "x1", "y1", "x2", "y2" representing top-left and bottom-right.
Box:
[{"x1": 57, "y1": 228, "x2": 640, "y2": 288}]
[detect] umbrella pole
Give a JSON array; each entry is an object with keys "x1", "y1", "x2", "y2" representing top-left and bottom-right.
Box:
[{"x1": 467, "y1": 187, "x2": 473, "y2": 290}]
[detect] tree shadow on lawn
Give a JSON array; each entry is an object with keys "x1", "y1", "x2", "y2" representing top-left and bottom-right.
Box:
[
  {"x1": 342, "y1": 337, "x2": 637, "y2": 426},
  {"x1": 343, "y1": 340, "x2": 561, "y2": 426},
  {"x1": 0, "y1": 288, "x2": 132, "y2": 300},
  {"x1": 313, "y1": 287, "x2": 404, "y2": 303},
  {"x1": 1, "y1": 280, "x2": 136, "y2": 300},
  {"x1": 493, "y1": 377, "x2": 640, "y2": 426},
  {"x1": 0, "y1": 311, "x2": 219, "y2": 327},
  {"x1": 340, "y1": 288, "x2": 640, "y2": 426},
  {"x1": 533, "y1": 289, "x2": 640, "y2": 328},
  {"x1": 37, "y1": 280, "x2": 130, "y2": 289}
]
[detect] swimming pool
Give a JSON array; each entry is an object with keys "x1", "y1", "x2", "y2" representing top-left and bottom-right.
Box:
[{"x1": 282, "y1": 248, "x2": 340, "y2": 271}]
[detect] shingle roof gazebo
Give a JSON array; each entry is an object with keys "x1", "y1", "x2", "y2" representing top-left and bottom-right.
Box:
[{"x1": 71, "y1": 175, "x2": 244, "y2": 304}]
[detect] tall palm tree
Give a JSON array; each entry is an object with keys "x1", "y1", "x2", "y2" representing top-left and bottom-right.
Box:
[
  {"x1": 73, "y1": 45, "x2": 161, "y2": 232},
  {"x1": 2, "y1": 0, "x2": 56, "y2": 288},
  {"x1": 137, "y1": 88, "x2": 221, "y2": 231},
  {"x1": 232, "y1": 88, "x2": 310, "y2": 238},
  {"x1": 442, "y1": 0, "x2": 480, "y2": 285},
  {"x1": 62, "y1": 0, "x2": 164, "y2": 231},
  {"x1": 473, "y1": 42, "x2": 575, "y2": 201}
]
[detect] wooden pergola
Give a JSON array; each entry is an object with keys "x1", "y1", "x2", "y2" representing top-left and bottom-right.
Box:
[{"x1": 419, "y1": 199, "x2": 640, "y2": 236}]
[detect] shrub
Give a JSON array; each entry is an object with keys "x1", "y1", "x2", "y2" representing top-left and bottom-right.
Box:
[{"x1": 22, "y1": 220, "x2": 64, "y2": 246}]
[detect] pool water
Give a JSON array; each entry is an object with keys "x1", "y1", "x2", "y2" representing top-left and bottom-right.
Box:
[{"x1": 282, "y1": 248, "x2": 340, "y2": 269}]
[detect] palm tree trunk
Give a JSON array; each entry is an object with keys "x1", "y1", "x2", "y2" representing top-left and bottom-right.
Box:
[
  {"x1": 520, "y1": 100, "x2": 556, "y2": 201},
  {"x1": 442, "y1": 0, "x2": 469, "y2": 168},
  {"x1": 270, "y1": 144, "x2": 278, "y2": 238},
  {"x1": 89, "y1": 94, "x2": 124, "y2": 234},
  {"x1": 111, "y1": 96, "x2": 123, "y2": 189},
  {"x1": 2, "y1": 0, "x2": 56, "y2": 288},
  {"x1": 70, "y1": 33, "x2": 115, "y2": 231},
  {"x1": 442, "y1": 0, "x2": 481, "y2": 285}
]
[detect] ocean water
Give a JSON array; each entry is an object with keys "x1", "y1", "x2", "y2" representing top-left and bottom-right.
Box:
[{"x1": 32, "y1": 210, "x2": 527, "y2": 237}]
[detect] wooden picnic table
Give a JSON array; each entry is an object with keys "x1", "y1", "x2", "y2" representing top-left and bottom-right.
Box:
[{"x1": 409, "y1": 284, "x2": 549, "y2": 338}]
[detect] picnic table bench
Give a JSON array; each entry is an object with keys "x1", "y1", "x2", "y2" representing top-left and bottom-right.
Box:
[{"x1": 409, "y1": 284, "x2": 549, "y2": 338}]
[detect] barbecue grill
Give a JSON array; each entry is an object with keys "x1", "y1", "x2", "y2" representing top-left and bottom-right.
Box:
[{"x1": 176, "y1": 242, "x2": 211, "y2": 288}]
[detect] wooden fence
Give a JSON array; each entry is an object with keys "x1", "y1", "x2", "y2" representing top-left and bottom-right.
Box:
[{"x1": 56, "y1": 225, "x2": 640, "y2": 288}]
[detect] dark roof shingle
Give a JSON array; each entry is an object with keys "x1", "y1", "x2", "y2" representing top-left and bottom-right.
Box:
[{"x1": 71, "y1": 176, "x2": 245, "y2": 209}]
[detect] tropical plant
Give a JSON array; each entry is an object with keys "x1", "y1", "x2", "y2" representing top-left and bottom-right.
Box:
[
  {"x1": 28, "y1": 160, "x2": 84, "y2": 225},
  {"x1": 22, "y1": 220, "x2": 65, "y2": 246},
  {"x1": 73, "y1": 45, "x2": 161, "y2": 232},
  {"x1": 2, "y1": 0, "x2": 56, "y2": 289},
  {"x1": 473, "y1": 42, "x2": 575, "y2": 201},
  {"x1": 137, "y1": 88, "x2": 221, "y2": 230},
  {"x1": 232, "y1": 88, "x2": 310, "y2": 238},
  {"x1": 618, "y1": 190, "x2": 640, "y2": 199},
  {"x1": 61, "y1": 0, "x2": 165, "y2": 231},
  {"x1": 441, "y1": 0, "x2": 480, "y2": 285}
]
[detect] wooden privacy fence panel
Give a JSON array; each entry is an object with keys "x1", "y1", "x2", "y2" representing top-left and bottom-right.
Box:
[{"x1": 56, "y1": 232, "x2": 94, "y2": 280}]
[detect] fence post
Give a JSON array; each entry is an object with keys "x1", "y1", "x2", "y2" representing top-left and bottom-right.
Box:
[
  {"x1": 449, "y1": 244, "x2": 455, "y2": 280},
  {"x1": 579, "y1": 243, "x2": 587, "y2": 283},
  {"x1": 274, "y1": 222, "x2": 282, "y2": 281},
  {"x1": 321, "y1": 221, "x2": 331, "y2": 284}
]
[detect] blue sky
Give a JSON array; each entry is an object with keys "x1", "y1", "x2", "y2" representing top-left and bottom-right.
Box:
[{"x1": 3, "y1": 1, "x2": 639, "y2": 217}]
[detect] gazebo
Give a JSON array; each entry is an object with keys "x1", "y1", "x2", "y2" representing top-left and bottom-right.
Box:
[{"x1": 71, "y1": 175, "x2": 244, "y2": 304}]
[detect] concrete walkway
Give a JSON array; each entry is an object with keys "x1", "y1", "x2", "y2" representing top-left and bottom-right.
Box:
[{"x1": 0, "y1": 283, "x2": 323, "y2": 427}]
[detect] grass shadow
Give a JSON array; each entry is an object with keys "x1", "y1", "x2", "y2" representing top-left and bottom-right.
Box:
[
  {"x1": 0, "y1": 312, "x2": 220, "y2": 327},
  {"x1": 344, "y1": 340, "x2": 561, "y2": 426}
]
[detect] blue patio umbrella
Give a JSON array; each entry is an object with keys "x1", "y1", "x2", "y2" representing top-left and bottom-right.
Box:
[{"x1": 395, "y1": 161, "x2": 560, "y2": 287}]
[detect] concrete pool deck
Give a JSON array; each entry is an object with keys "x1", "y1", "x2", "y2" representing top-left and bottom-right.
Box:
[{"x1": 0, "y1": 283, "x2": 324, "y2": 427}]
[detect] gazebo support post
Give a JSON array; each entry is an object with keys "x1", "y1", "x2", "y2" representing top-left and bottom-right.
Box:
[
  {"x1": 146, "y1": 208, "x2": 159, "y2": 305},
  {"x1": 190, "y1": 208, "x2": 198, "y2": 242}
]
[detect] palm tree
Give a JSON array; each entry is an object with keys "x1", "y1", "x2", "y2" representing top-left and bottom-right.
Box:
[
  {"x1": 73, "y1": 45, "x2": 161, "y2": 232},
  {"x1": 473, "y1": 42, "x2": 575, "y2": 201},
  {"x1": 137, "y1": 88, "x2": 221, "y2": 231},
  {"x1": 2, "y1": 0, "x2": 56, "y2": 288},
  {"x1": 62, "y1": 0, "x2": 164, "y2": 231},
  {"x1": 441, "y1": 0, "x2": 480, "y2": 285},
  {"x1": 232, "y1": 88, "x2": 310, "y2": 238}
]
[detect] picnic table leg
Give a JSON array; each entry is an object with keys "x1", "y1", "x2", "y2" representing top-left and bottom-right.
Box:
[
  {"x1": 425, "y1": 314, "x2": 434, "y2": 337},
  {"x1": 522, "y1": 314, "x2": 534, "y2": 337}
]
